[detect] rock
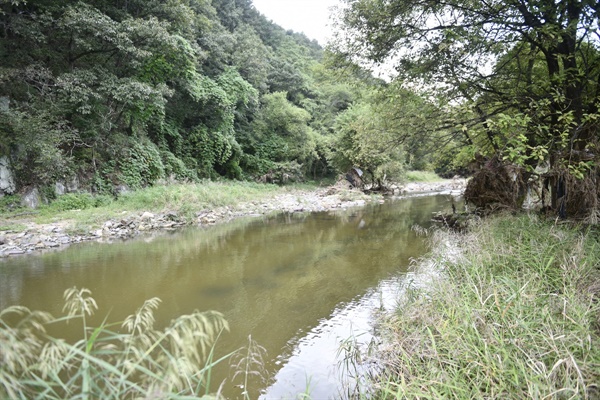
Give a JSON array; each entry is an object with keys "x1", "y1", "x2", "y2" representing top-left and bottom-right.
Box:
[
  {"x1": 93, "y1": 229, "x2": 103, "y2": 237},
  {"x1": 164, "y1": 211, "x2": 179, "y2": 221},
  {"x1": 0, "y1": 235, "x2": 5, "y2": 245},
  {"x1": 55, "y1": 182, "x2": 66, "y2": 196},
  {"x1": 21, "y1": 187, "x2": 41, "y2": 209},
  {"x1": 44, "y1": 225, "x2": 59, "y2": 233},
  {"x1": 0, "y1": 156, "x2": 16, "y2": 195},
  {"x1": 0, "y1": 96, "x2": 9, "y2": 112},
  {"x1": 140, "y1": 211, "x2": 154, "y2": 220},
  {"x1": 58, "y1": 236, "x2": 71, "y2": 244},
  {"x1": 115, "y1": 184, "x2": 130, "y2": 195},
  {"x1": 66, "y1": 176, "x2": 79, "y2": 193},
  {"x1": 6, "y1": 248, "x2": 24, "y2": 255}
]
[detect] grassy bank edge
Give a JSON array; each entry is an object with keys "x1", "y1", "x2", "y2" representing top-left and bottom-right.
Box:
[
  {"x1": 0, "y1": 172, "x2": 444, "y2": 234},
  {"x1": 0, "y1": 180, "x2": 328, "y2": 233},
  {"x1": 354, "y1": 214, "x2": 600, "y2": 399}
]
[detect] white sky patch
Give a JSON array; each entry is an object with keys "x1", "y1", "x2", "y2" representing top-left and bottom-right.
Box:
[{"x1": 252, "y1": 0, "x2": 341, "y2": 45}]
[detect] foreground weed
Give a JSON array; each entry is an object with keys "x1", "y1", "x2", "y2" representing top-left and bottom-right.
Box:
[
  {"x1": 231, "y1": 335, "x2": 269, "y2": 400},
  {"x1": 0, "y1": 287, "x2": 232, "y2": 399}
]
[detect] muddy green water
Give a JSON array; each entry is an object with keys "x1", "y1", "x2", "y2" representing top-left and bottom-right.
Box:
[{"x1": 0, "y1": 195, "x2": 454, "y2": 399}]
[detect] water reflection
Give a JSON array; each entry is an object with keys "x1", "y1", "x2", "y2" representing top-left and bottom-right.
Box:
[{"x1": 0, "y1": 195, "x2": 455, "y2": 398}]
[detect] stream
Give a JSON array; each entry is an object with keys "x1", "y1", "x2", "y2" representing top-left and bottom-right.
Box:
[{"x1": 0, "y1": 194, "x2": 455, "y2": 399}]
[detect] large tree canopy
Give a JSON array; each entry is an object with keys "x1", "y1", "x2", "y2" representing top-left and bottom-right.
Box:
[{"x1": 336, "y1": 0, "x2": 600, "y2": 215}]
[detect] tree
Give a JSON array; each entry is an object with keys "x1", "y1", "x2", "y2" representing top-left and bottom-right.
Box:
[
  {"x1": 333, "y1": 102, "x2": 405, "y2": 186},
  {"x1": 336, "y1": 0, "x2": 600, "y2": 215}
]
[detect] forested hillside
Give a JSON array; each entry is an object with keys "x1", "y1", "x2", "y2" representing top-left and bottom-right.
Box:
[{"x1": 1, "y1": 0, "x2": 439, "y2": 198}]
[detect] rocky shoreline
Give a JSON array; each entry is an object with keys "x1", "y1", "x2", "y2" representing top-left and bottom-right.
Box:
[{"x1": 0, "y1": 179, "x2": 465, "y2": 258}]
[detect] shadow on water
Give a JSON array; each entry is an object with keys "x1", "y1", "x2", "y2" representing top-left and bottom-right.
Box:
[{"x1": 0, "y1": 194, "x2": 458, "y2": 399}]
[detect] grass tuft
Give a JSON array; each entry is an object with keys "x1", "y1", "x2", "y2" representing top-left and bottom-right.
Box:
[
  {"x1": 0, "y1": 288, "x2": 234, "y2": 399},
  {"x1": 348, "y1": 214, "x2": 600, "y2": 399},
  {"x1": 404, "y1": 170, "x2": 444, "y2": 183}
]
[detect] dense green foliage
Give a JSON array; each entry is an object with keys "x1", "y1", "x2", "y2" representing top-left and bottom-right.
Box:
[
  {"x1": 1, "y1": 0, "x2": 433, "y2": 197},
  {"x1": 335, "y1": 0, "x2": 600, "y2": 214}
]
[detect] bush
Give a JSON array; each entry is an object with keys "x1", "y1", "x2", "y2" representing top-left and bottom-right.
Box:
[
  {"x1": 118, "y1": 140, "x2": 165, "y2": 189},
  {"x1": 48, "y1": 193, "x2": 96, "y2": 211},
  {"x1": 0, "y1": 194, "x2": 23, "y2": 213},
  {"x1": 160, "y1": 150, "x2": 198, "y2": 182},
  {"x1": 2, "y1": 110, "x2": 75, "y2": 189}
]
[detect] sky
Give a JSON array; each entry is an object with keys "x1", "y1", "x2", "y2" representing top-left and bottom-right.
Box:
[{"x1": 251, "y1": 0, "x2": 342, "y2": 46}]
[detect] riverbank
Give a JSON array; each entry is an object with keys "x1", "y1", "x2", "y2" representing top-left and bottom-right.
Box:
[
  {"x1": 0, "y1": 178, "x2": 466, "y2": 258},
  {"x1": 354, "y1": 214, "x2": 600, "y2": 398}
]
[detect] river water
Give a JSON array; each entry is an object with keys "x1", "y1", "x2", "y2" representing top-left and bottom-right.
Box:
[{"x1": 0, "y1": 194, "x2": 453, "y2": 399}]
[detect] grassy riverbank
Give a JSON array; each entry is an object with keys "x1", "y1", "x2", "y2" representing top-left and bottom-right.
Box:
[
  {"x1": 358, "y1": 214, "x2": 600, "y2": 398},
  {"x1": 0, "y1": 181, "x2": 320, "y2": 232},
  {"x1": 404, "y1": 170, "x2": 445, "y2": 182},
  {"x1": 0, "y1": 173, "x2": 446, "y2": 235}
]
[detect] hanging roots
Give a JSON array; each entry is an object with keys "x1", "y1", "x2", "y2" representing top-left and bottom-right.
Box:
[
  {"x1": 465, "y1": 156, "x2": 527, "y2": 212},
  {"x1": 542, "y1": 169, "x2": 599, "y2": 220},
  {"x1": 466, "y1": 150, "x2": 600, "y2": 220}
]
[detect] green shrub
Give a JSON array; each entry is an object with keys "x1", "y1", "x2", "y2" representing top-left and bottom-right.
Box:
[
  {"x1": 49, "y1": 193, "x2": 96, "y2": 211},
  {"x1": 160, "y1": 150, "x2": 198, "y2": 182},
  {"x1": 91, "y1": 171, "x2": 115, "y2": 196},
  {"x1": 93, "y1": 194, "x2": 113, "y2": 208},
  {"x1": 240, "y1": 153, "x2": 277, "y2": 176},
  {"x1": 118, "y1": 140, "x2": 165, "y2": 189},
  {"x1": 0, "y1": 194, "x2": 23, "y2": 213},
  {"x1": 39, "y1": 184, "x2": 57, "y2": 203}
]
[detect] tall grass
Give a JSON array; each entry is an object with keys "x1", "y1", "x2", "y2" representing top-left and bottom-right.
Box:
[
  {"x1": 0, "y1": 181, "x2": 311, "y2": 231},
  {"x1": 348, "y1": 214, "x2": 600, "y2": 399},
  {"x1": 404, "y1": 170, "x2": 443, "y2": 183},
  {"x1": 1, "y1": 287, "x2": 238, "y2": 399}
]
